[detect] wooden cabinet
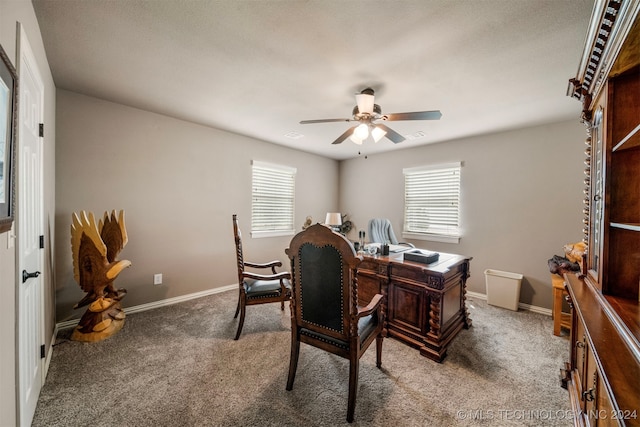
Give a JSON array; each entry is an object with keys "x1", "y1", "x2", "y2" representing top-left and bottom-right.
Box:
[
  {"x1": 565, "y1": 274, "x2": 639, "y2": 426},
  {"x1": 357, "y1": 252, "x2": 471, "y2": 362},
  {"x1": 565, "y1": 1, "x2": 640, "y2": 426}
]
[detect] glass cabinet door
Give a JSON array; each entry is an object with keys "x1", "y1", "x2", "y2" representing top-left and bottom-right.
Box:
[{"x1": 588, "y1": 107, "x2": 604, "y2": 283}]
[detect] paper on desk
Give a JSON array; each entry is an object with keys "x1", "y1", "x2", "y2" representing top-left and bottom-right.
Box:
[
  {"x1": 388, "y1": 244, "x2": 413, "y2": 253},
  {"x1": 364, "y1": 243, "x2": 412, "y2": 253}
]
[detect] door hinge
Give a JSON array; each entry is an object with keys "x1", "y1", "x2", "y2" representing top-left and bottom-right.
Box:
[
  {"x1": 40, "y1": 344, "x2": 45, "y2": 359},
  {"x1": 39, "y1": 235, "x2": 44, "y2": 249},
  {"x1": 39, "y1": 123, "x2": 44, "y2": 137}
]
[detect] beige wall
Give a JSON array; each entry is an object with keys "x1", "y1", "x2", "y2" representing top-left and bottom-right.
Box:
[
  {"x1": 0, "y1": 0, "x2": 56, "y2": 424},
  {"x1": 50, "y1": 90, "x2": 588, "y2": 319},
  {"x1": 55, "y1": 90, "x2": 339, "y2": 320},
  {"x1": 339, "y1": 120, "x2": 586, "y2": 309}
]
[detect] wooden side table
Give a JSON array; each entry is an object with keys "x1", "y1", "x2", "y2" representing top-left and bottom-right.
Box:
[{"x1": 551, "y1": 274, "x2": 571, "y2": 336}]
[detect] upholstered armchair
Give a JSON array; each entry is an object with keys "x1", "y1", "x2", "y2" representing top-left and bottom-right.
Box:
[{"x1": 368, "y1": 218, "x2": 414, "y2": 247}]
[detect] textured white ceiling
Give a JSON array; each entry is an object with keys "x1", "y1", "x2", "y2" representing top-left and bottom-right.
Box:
[{"x1": 32, "y1": 0, "x2": 594, "y2": 160}]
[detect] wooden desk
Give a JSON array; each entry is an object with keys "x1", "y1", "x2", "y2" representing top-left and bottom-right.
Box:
[{"x1": 357, "y1": 251, "x2": 472, "y2": 362}]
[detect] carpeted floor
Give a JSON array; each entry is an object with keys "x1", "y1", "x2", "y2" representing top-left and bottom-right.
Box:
[{"x1": 32, "y1": 291, "x2": 572, "y2": 426}]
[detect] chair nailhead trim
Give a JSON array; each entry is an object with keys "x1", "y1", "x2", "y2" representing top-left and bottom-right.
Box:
[{"x1": 300, "y1": 329, "x2": 348, "y2": 350}]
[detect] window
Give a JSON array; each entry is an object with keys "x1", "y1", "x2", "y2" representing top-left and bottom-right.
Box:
[
  {"x1": 251, "y1": 160, "x2": 296, "y2": 238},
  {"x1": 402, "y1": 162, "x2": 461, "y2": 243}
]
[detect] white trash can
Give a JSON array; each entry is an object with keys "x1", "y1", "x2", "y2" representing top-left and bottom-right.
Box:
[{"x1": 484, "y1": 269, "x2": 523, "y2": 311}]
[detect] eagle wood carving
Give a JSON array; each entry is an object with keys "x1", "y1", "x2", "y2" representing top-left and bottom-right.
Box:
[{"x1": 70, "y1": 210, "x2": 131, "y2": 342}]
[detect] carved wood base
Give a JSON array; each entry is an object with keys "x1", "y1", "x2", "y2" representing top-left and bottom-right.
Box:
[{"x1": 71, "y1": 297, "x2": 126, "y2": 343}]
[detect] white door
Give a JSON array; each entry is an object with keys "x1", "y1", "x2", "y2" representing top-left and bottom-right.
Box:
[{"x1": 17, "y1": 24, "x2": 45, "y2": 427}]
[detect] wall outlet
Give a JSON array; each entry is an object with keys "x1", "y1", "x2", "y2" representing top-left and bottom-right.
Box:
[{"x1": 153, "y1": 273, "x2": 163, "y2": 285}]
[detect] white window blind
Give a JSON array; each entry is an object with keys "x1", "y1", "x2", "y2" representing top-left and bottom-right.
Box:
[
  {"x1": 251, "y1": 160, "x2": 296, "y2": 238},
  {"x1": 403, "y1": 162, "x2": 461, "y2": 243}
]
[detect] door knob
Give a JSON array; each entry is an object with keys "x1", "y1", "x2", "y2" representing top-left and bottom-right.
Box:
[{"x1": 22, "y1": 270, "x2": 41, "y2": 284}]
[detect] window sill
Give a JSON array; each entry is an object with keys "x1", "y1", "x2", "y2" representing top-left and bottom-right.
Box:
[
  {"x1": 402, "y1": 232, "x2": 460, "y2": 244},
  {"x1": 251, "y1": 230, "x2": 295, "y2": 239}
]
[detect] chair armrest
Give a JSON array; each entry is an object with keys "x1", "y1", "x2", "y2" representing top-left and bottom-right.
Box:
[
  {"x1": 241, "y1": 271, "x2": 291, "y2": 281},
  {"x1": 357, "y1": 293, "x2": 383, "y2": 318},
  {"x1": 244, "y1": 260, "x2": 283, "y2": 273}
]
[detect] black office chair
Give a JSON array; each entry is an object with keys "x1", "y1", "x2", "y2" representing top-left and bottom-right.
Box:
[{"x1": 285, "y1": 223, "x2": 384, "y2": 423}]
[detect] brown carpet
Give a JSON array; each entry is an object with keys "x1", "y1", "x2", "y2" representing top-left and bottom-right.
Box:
[{"x1": 32, "y1": 290, "x2": 572, "y2": 426}]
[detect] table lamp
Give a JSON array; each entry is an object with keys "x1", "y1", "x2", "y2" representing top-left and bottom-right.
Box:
[{"x1": 325, "y1": 212, "x2": 342, "y2": 232}]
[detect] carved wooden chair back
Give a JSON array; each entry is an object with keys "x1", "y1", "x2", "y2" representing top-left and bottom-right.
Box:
[{"x1": 285, "y1": 223, "x2": 384, "y2": 423}]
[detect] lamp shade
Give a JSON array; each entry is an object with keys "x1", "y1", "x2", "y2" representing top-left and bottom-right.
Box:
[
  {"x1": 349, "y1": 134, "x2": 363, "y2": 145},
  {"x1": 371, "y1": 126, "x2": 387, "y2": 142},
  {"x1": 325, "y1": 212, "x2": 342, "y2": 226},
  {"x1": 355, "y1": 93, "x2": 375, "y2": 114},
  {"x1": 354, "y1": 123, "x2": 369, "y2": 140}
]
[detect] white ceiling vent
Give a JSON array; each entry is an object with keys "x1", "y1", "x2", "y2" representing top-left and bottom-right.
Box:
[
  {"x1": 405, "y1": 131, "x2": 426, "y2": 140},
  {"x1": 284, "y1": 132, "x2": 304, "y2": 139}
]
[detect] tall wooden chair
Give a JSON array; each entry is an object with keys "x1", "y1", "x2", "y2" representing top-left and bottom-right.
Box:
[
  {"x1": 232, "y1": 214, "x2": 291, "y2": 340},
  {"x1": 285, "y1": 223, "x2": 384, "y2": 423}
]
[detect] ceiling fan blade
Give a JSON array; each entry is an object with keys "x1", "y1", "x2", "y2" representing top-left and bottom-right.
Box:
[
  {"x1": 300, "y1": 118, "x2": 351, "y2": 124},
  {"x1": 381, "y1": 110, "x2": 442, "y2": 121},
  {"x1": 332, "y1": 126, "x2": 356, "y2": 145},
  {"x1": 376, "y1": 124, "x2": 405, "y2": 144}
]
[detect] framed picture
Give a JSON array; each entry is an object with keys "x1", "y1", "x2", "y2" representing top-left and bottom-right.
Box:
[{"x1": 0, "y1": 42, "x2": 17, "y2": 234}]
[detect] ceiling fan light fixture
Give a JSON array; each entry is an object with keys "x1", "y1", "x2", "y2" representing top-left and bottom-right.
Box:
[
  {"x1": 355, "y1": 93, "x2": 375, "y2": 115},
  {"x1": 349, "y1": 134, "x2": 364, "y2": 145},
  {"x1": 299, "y1": 87, "x2": 441, "y2": 147},
  {"x1": 354, "y1": 123, "x2": 369, "y2": 140},
  {"x1": 371, "y1": 126, "x2": 386, "y2": 143}
]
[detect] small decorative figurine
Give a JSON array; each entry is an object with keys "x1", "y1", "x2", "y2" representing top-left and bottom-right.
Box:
[{"x1": 302, "y1": 216, "x2": 313, "y2": 230}]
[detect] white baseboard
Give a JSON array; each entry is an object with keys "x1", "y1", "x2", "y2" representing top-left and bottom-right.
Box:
[
  {"x1": 466, "y1": 291, "x2": 552, "y2": 316},
  {"x1": 43, "y1": 331, "x2": 55, "y2": 381},
  {"x1": 56, "y1": 284, "x2": 237, "y2": 330},
  {"x1": 54, "y1": 286, "x2": 551, "y2": 332}
]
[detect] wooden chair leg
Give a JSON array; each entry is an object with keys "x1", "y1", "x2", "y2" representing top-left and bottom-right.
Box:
[
  {"x1": 234, "y1": 290, "x2": 241, "y2": 319},
  {"x1": 234, "y1": 300, "x2": 246, "y2": 340},
  {"x1": 376, "y1": 335, "x2": 383, "y2": 368},
  {"x1": 347, "y1": 357, "x2": 359, "y2": 423},
  {"x1": 286, "y1": 333, "x2": 301, "y2": 391}
]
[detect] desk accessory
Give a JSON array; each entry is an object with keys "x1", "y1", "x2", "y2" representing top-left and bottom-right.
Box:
[{"x1": 403, "y1": 249, "x2": 439, "y2": 264}]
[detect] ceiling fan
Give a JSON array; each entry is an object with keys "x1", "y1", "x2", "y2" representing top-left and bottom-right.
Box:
[{"x1": 300, "y1": 88, "x2": 442, "y2": 145}]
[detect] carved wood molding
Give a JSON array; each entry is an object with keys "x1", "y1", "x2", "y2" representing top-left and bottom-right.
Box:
[
  {"x1": 568, "y1": 0, "x2": 640, "y2": 114},
  {"x1": 582, "y1": 123, "x2": 592, "y2": 247}
]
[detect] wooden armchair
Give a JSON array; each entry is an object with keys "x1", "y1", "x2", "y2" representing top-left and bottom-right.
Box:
[
  {"x1": 285, "y1": 223, "x2": 384, "y2": 423},
  {"x1": 232, "y1": 214, "x2": 291, "y2": 340}
]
